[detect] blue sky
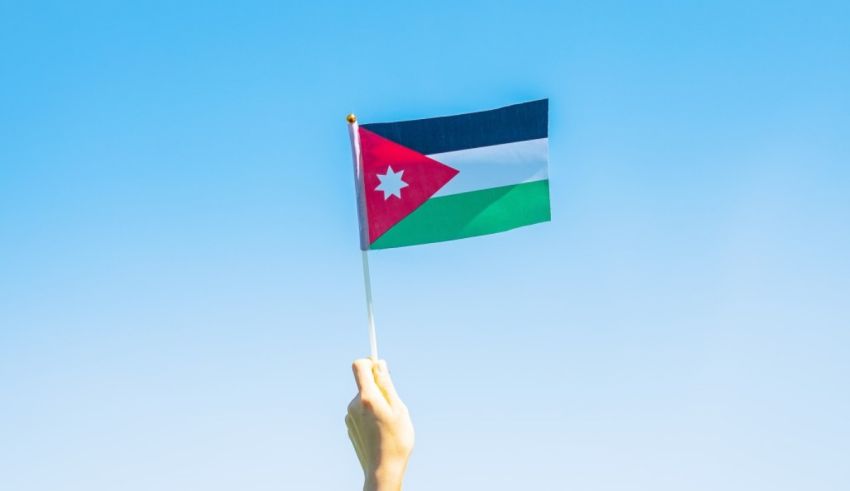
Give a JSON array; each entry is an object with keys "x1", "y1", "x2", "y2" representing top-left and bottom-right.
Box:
[{"x1": 1, "y1": 1, "x2": 849, "y2": 490}]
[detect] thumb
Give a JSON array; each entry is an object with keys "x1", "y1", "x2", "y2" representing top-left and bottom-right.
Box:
[{"x1": 373, "y1": 360, "x2": 402, "y2": 406}]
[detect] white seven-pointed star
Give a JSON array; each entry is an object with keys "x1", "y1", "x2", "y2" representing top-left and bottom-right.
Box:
[{"x1": 375, "y1": 166, "x2": 409, "y2": 200}]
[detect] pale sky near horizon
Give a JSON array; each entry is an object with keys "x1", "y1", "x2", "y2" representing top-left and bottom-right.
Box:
[{"x1": 2, "y1": 1, "x2": 849, "y2": 490}]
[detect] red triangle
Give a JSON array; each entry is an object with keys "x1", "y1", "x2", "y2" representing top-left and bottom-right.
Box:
[{"x1": 359, "y1": 127, "x2": 459, "y2": 244}]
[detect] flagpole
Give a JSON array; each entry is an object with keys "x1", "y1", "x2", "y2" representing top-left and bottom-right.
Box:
[
  {"x1": 361, "y1": 250, "x2": 378, "y2": 360},
  {"x1": 347, "y1": 113, "x2": 379, "y2": 360}
]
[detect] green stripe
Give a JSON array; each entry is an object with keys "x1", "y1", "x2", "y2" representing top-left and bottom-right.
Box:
[{"x1": 370, "y1": 180, "x2": 550, "y2": 249}]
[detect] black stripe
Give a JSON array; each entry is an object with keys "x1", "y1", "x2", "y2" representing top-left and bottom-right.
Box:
[{"x1": 361, "y1": 99, "x2": 548, "y2": 155}]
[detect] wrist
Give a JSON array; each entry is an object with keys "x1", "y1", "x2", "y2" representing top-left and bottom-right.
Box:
[{"x1": 364, "y1": 462, "x2": 407, "y2": 491}]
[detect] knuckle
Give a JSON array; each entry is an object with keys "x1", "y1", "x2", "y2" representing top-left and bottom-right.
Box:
[
  {"x1": 347, "y1": 399, "x2": 359, "y2": 415},
  {"x1": 360, "y1": 395, "x2": 375, "y2": 409}
]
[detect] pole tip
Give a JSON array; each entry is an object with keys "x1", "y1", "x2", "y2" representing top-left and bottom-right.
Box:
[{"x1": 346, "y1": 113, "x2": 357, "y2": 124}]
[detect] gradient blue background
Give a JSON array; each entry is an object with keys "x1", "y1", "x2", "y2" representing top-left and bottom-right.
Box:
[{"x1": 2, "y1": 1, "x2": 848, "y2": 489}]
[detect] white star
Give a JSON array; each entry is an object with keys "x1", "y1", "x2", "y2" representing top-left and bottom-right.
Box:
[{"x1": 375, "y1": 166, "x2": 409, "y2": 200}]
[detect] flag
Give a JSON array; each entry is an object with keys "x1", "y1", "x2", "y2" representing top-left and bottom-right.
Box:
[{"x1": 349, "y1": 99, "x2": 550, "y2": 250}]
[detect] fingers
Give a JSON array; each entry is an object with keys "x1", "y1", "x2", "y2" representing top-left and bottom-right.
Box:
[
  {"x1": 373, "y1": 359, "x2": 403, "y2": 407},
  {"x1": 352, "y1": 358, "x2": 404, "y2": 413},
  {"x1": 352, "y1": 358, "x2": 378, "y2": 395},
  {"x1": 347, "y1": 428, "x2": 366, "y2": 470},
  {"x1": 345, "y1": 414, "x2": 367, "y2": 471}
]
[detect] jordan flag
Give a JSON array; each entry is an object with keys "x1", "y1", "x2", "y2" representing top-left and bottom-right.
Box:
[{"x1": 348, "y1": 99, "x2": 550, "y2": 250}]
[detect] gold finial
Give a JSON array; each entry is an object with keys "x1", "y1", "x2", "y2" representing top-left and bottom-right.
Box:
[{"x1": 346, "y1": 113, "x2": 357, "y2": 124}]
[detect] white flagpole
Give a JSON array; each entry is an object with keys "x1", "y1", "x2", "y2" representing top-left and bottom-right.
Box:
[
  {"x1": 347, "y1": 114, "x2": 379, "y2": 360},
  {"x1": 361, "y1": 250, "x2": 378, "y2": 360}
]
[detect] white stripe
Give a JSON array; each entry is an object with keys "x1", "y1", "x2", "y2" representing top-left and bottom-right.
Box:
[{"x1": 428, "y1": 138, "x2": 548, "y2": 197}]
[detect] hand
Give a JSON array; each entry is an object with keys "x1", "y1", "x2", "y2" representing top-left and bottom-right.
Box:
[{"x1": 346, "y1": 358, "x2": 415, "y2": 491}]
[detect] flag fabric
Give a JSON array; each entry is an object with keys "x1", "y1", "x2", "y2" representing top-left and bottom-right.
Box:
[{"x1": 350, "y1": 99, "x2": 550, "y2": 250}]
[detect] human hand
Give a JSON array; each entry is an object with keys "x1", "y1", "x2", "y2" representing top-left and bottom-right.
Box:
[{"x1": 346, "y1": 358, "x2": 415, "y2": 491}]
